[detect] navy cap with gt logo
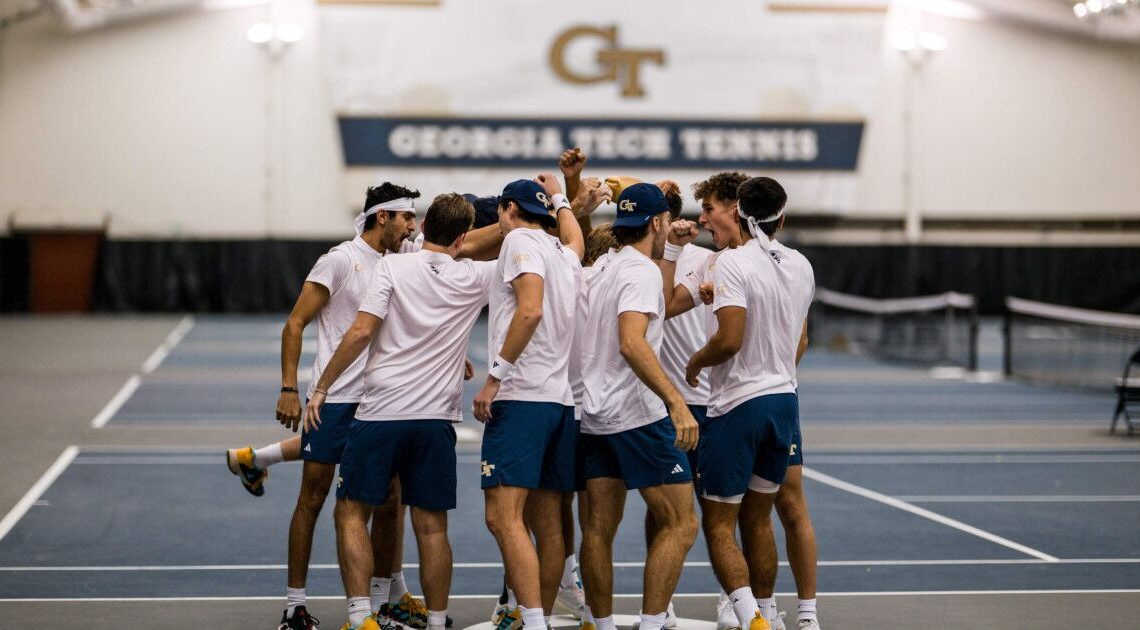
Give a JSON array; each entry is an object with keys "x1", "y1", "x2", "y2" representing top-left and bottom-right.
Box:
[
  {"x1": 500, "y1": 179, "x2": 558, "y2": 229},
  {"x1": 612, "y1": 182, "x2": 670, "y2": 227}
]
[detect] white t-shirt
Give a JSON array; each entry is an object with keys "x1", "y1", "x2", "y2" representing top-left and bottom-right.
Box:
[
  {"x1": 580, "y1": 246, "x2": 668, "y2": 435},
  {"x1": 662, "y1": 243, "x2": 713, "y2": 407},
  {"x1": 569, "y1": 249, "x2": 614, "y2": 420},
  {"x1": 488, "y1": 228, "x2": 580, "y2": 405},
  {"x1": 355, "y1": 249, "x2": 495, "y2": 422},
  {"x1": 304, "y1": 237, "x2": 386, "y2": 403},
  {"x1": 707, "y1": 238, "x2": 814, "y2": 418}
]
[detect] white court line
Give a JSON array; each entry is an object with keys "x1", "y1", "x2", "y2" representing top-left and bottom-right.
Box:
[
  {"x1": 898, "y1": 495, "x2": 1140, "y2": 503},
  {"x1": 810, "y1": 454, "x2": 1140, "y2": 465},
  {"x1": 802, "y1": 467, "x2": 1060, "y2": 562},
  {"x1": 5, "y1": 558, "x2": 1138, "y2": 571},
  {"x1": 140, "y1": 315, "x2": 195, "y2": 374},
  {"x1": 1, "y1": 590, "x2": 1137, "y2": 603},
  {"x1": 0, "y1": 446, "x2": 79, "y2": 543},
  {"x1": 89, "y1": 376, "x2": 140, "y2": 429}
]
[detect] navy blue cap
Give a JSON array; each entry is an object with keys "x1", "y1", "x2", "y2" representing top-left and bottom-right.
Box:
[
  {"x1": 463, "y1": 193, "x2": 501, "y2": 229},
  {"x1": 500, "y1": 180, "x2": 558, "y2": 229},
  {"x1": 612, "y1": 183, "x2": 669, "y2": 227}
]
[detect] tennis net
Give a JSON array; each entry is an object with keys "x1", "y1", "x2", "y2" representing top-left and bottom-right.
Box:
[
  {"x1": 1004, "y1": 297, "x2": 1140, "y2": 390},
  {"x1": 810, "y1": 288, "x2": 978, "y2": 369}
]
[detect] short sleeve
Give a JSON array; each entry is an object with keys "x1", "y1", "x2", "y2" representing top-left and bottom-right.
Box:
[
  {"x1": 712, "y1": 253, "x2": 748, "y2": 312},
  {"x1": 473, "y1": 260, "x2": 497, "y2": 303},
  {"x1": 358, "y1": 259, "x2": 395, "y2": 319},
  {"x1": 677, "y1": 249, "x2": 712, "y2": 302},
  {"x1": 499, "y1": 233, "x2": 546, "y2": 284},
  {"x1": 305, "y1": 250, "x2": 351, "y2": 293},
  {"x1": 616, "y1": 263, "x2": 663, "y2": 320}
]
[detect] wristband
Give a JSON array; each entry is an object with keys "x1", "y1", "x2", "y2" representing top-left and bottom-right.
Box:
[
  {"x1": 663, "y1": 242, "x2": 683, "y2": 262},
  {"x1": 488, "y1": 355, "x2": 514, "y2": 381},
  {"x1": 550, "y1": 193, "x2": 571, "y2": 212},
  {"x1": 281, "y1": 386, "x2": 298, "y2": 393},
  {"x1": 313, "y1": 388, "x2": 328, "y2": 396}
]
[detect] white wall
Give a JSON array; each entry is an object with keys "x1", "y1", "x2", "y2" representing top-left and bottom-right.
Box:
[{"x1": 0, "y1": 1, "x2": 1138, "y2": 239}]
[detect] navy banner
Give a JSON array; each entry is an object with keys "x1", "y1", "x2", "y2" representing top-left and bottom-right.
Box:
[{"x1": 339, "y1": 117, "x2": 864, "y2": 171}]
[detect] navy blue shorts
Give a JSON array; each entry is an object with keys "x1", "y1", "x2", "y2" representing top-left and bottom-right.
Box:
[
  {"x1": 301, "y1": 401, "x2": 357, "y2": 464},
  {"x1": 336, "y1": 419, "x2": 457, "y2": 511},
  {"x1": 480, "y1": 401, "x2": 576, "y2": 493},
  {"x1": 685, "y1": 404, "x2": 709, "y2": 474},
  {"x1": 698, "y1": 393, "x2": 798, "y2": 497},
  {"x1": 574, "y1": 420, "x2": 587, "y2": 493},
  {"x1": 581, "y1": 417, "x2": 693, "y2": 490},
  {"x1": 788, "y1": 410, "x2": 803, "y2": 467}
]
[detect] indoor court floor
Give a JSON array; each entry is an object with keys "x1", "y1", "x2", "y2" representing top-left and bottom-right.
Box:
[{"x1": 1, "y1": 315, "x2": 1137, "y2": 629}]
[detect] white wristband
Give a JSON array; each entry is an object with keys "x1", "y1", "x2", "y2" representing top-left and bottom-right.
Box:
[
  {"x1": 550, "y1": 193, "x2": 571, "y2": 212},
  {"x1": 488, "y1": 355, "x2": 514, "y2": 381},
  {"x1": 663, "y1": 242, "x2": 683, "y2": 262}
]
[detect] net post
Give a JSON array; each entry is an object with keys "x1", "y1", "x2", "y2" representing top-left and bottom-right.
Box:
[
  {"x1": 968, "y1": 303, "x2": 979, "y2": 372},
  {"x1": 1002, "y1": 308, "x2": 1012, "y2": 377}
]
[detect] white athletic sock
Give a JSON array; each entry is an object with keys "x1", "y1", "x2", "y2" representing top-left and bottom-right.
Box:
[
  {"x1": 729, "y1": 586, "x2": 759, "y2": 628},
  {"x1": 347, "y1": 596, "x2": 371, "y2": 627},
  {"x1": 427, "y1": 609, "x2": 448, "y2": 630},
  {"x1": 758, "y1": 597, "x2": 777, "y2": 623},
  {"x1": 520, "y1": 605, "x2": 545, "y2": 630},
  {"x1": 582, "y1": 605, "x2": 594, "y2": 625},
  {"x1": 506, "y1": 586, "x2": 518, "y2": 609},
  {"x1": 253, "y1": 442, "x2": 285, "y2": 468},
  {"x1": 561, "y1": 554, "x2": 578, "y2": 588},
  {"x1": 390, "y1": 570, "x2": 409, "y2": 602},
  {"x1": 797, "y1": 598, "x2": 817, "y2": 622},
  {"x1": 371, "y1": 577, "x2": 392, "y2": 612},
  {"x1": 286, "y1": 587, "x2": 306, "y2": 616},
  {"x1": 639, "y1": 612, "x2": 668, "y2": 630},
  {"x1": 594, "y1": 616, "x2": 617, "y2": 630}
]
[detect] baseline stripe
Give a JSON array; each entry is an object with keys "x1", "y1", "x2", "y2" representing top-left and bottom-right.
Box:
[
  {"x1": 0, "y1": 446, "x2": 79, "y2": 543},
  {"x1": 141, "y1": 315, "x2": 196, "y2": 374},
  {"x1": 5, "y1": 558, "x2": 1139, "y2": 571},
  {"x1": 810, "y1": 454, "x2": 1140, "y2": 465},
  {"x1": 0, "y1": 590, "x2": 1137, "y2": 603},
  {"x1": 90, "y1": 376, "x2": 140, "y2": 429},
  {"x1": 898, "y1": 495, "x2": 1140, "y2": 503},
  {"x1": 802, "y1": 467, "x2": 1060, "y2": 562}
]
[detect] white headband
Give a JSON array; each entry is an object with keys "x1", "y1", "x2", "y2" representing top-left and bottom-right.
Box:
[
  {"x1": 737, "y1": 205, "x2": 784, "y2": 253},
  {"x1": 355, "y1": 197, "x2": 416, "y2": 235}
]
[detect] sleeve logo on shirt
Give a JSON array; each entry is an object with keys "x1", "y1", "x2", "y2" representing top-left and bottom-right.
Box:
[
  {"x1": 354, "y1": 264, "x2": 363, "y2": 272},
  {"x1": 514, "y1": 254, "x2": 530, "y2": 265},
  {"x1": 619, "y1": 199, "x2": 637, "y2": 213}
]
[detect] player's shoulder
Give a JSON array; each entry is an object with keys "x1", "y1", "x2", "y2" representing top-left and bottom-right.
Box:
[{"x1": 771, "y1": 241, "x2": 813, "y2": 272}]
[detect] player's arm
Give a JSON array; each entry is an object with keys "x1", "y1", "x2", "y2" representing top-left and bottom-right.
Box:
[
  {"x1": 657, "y1": 219, "x2": 698, "y2": 318},
  {"x1": 304, "y1": 311, "x2": 382, "y2": 432},
  {"x1": 457, "y1": 224, "x2": 503, "y2": 261},
  {"x1": 473, "y1": 274, "x2": 544, "y2": 422},
  {"x1": 618, "y1": 311, "x2": 699, "y2": 451},
  {"x1": 535, "y1": 172, "x2": 585, "y2": 259},
  {"x1": 278, "y1": 282, "x2": 331, "y2": 431},
  {"x1": 685, "y1": 306, "x2": 745, "y2": 387},
  {"x1": 559, "y1": 147, "x2": 586, "y2": 207},
  {"x1": 795, "y1": 318, "x2": 809, "y2": 366}
]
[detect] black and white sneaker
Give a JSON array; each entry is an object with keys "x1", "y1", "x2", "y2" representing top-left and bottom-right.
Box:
[{"x1": 279, "y1": 605, "x2": 321, "y2": 630}]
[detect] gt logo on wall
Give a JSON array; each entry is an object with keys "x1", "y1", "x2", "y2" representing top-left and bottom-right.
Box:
[{"x1": 549, "y1": 25, "x2": 665, "y2": 98}]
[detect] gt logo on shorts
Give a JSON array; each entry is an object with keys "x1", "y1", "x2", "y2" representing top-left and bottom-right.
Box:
[
  {"x1": 619, "y1": 199, "x2": 637, "y2": 213},
  {"x1": 789, "y1": 444, "x2": 797, "y2": 456},
  {"x1": 481, "y1": 461, "x2": 496, "y2": 477},
  {"x1": 337, "y1": 476, "x2": 343, "y2": 487}
]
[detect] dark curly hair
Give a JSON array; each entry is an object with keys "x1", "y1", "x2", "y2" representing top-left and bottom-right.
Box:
[
  {"x1": 361, "y1": 182, "x2": 421, "y2": 231},
  {"x1": 691, "y1": 172, "x2": 749, "y2": 204}
]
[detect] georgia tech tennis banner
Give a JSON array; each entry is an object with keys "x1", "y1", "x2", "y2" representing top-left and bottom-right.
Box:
[{"x1": 338, "y1": 117, "x2": 864, "y2": 171}]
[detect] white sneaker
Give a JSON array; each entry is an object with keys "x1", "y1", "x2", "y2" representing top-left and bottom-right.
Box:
[
  {"x1": 716, "y1": 593, "x2": 740, "y2": 630},
  {"x1": 664, "y1": 601, "x2": 677, "y2": 629},
  {"x1": 630, "y1": 601, "x2": 677, "y2": 630},
  {"x1": 554, "y1": 580, "x2": 586, "y2": 619},
  {"x1": 796, "y1": 618, "x2": 821, "y2": 630},
  {"x1": 767, "y1": 611, "x2": 786, "y2": 630}
]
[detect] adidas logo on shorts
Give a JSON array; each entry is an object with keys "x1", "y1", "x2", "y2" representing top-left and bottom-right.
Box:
[{"x1": 670, "y1": 464, "x2": 683, "y2": 474}]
